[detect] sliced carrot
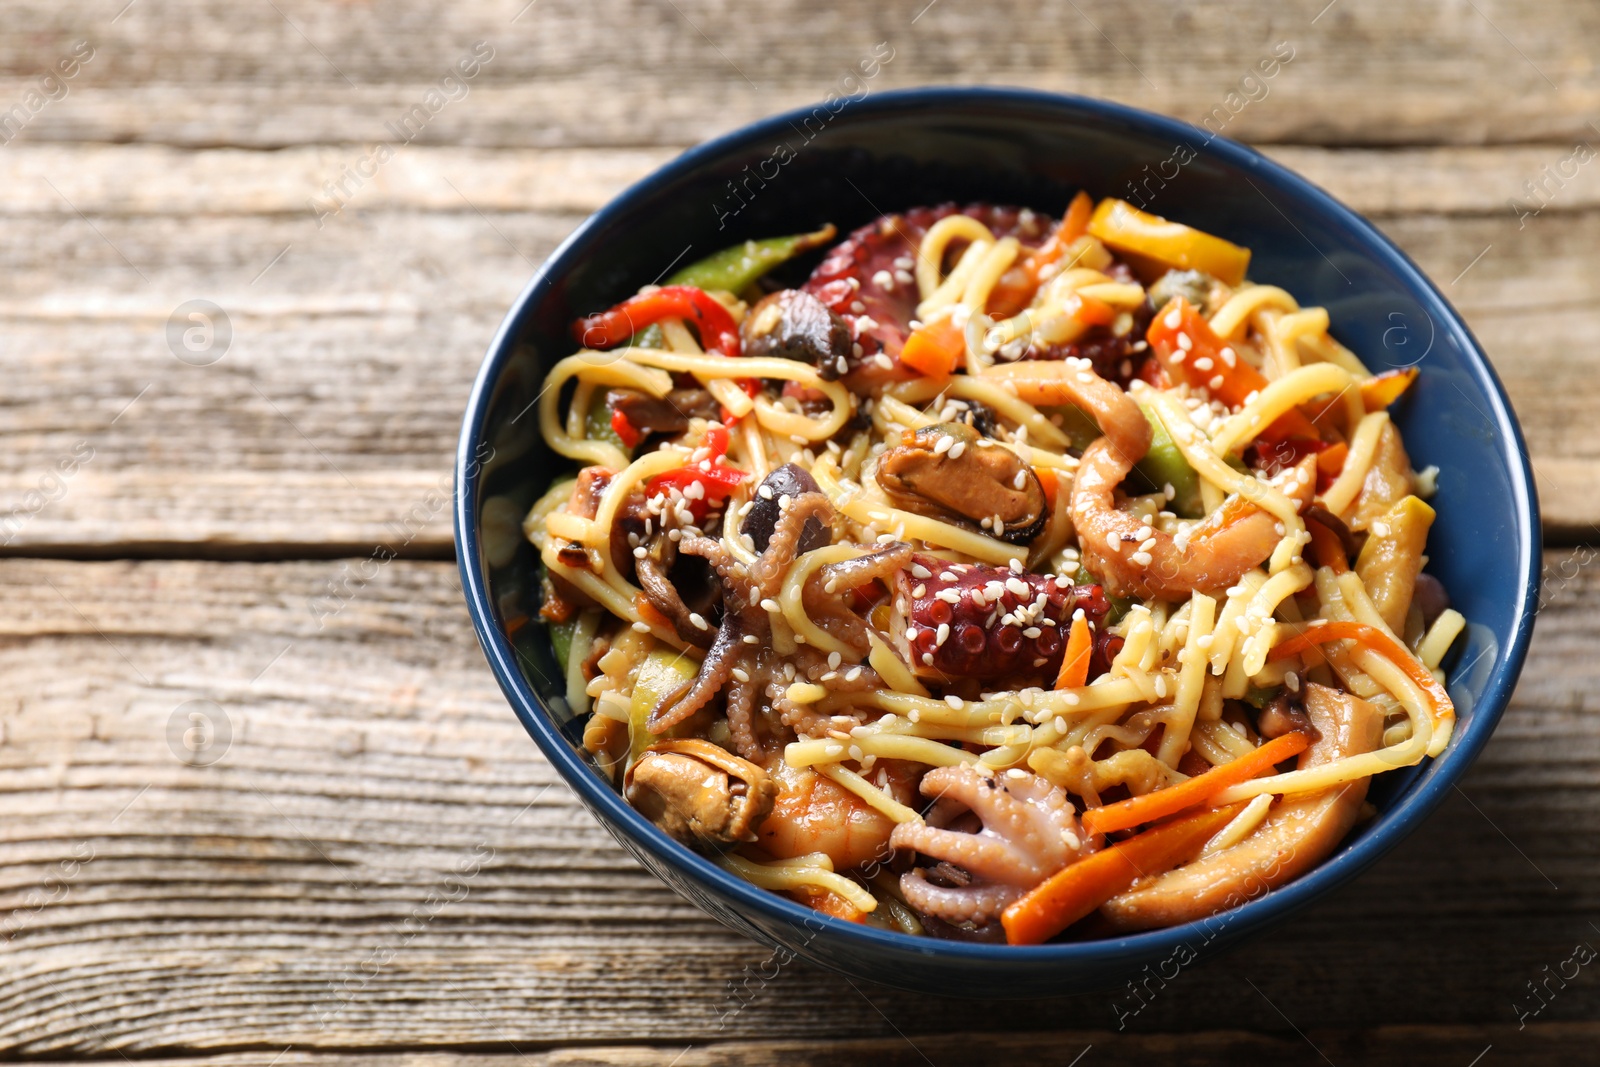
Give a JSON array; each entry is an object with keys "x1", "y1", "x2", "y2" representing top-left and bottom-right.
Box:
[
  {"x1": 898, "y1": 319, "x2": 965, "y2": 377},
  {"x1": 1079, "y1": 731, "x2": 1309, "y2": 838},
  {"x1": 1305, "y1": 518, "x2": 1349, "y2": 573},
  {"x1": 1069, "y1": 292, "x2": 1116, "y2": 327},
  {"x1": 1002, "y1": 804, "x2": 1243, "y2": 945},
  {"x1": 1316, "y1": 440, "x2": 1348, "y2": 477},
  {"x1": 1036, "y1": 466, "x2": 1059, "y2": 511},
  {"x1": 987, "y1": 191, "x2": 1094, "y2": 317},
  {"x1": 1361, "y1": 367, "x2": 1419, "y2": 411},
  {"x1": 633, "y1": 594, "x2": 674, "y2": 633},
  {"x1": 1270, "y1": 621, "x2": 1454, "y2": 730},
  {"x1": 1146, "y1": 298, "x2": 1320, "y2": 445},
  {"x1": 790, "y1": 885, "x2": 868, "y2": 923},
  {"x1": 1055, "y1": 614, "x2": 1093, "y2": 690}
]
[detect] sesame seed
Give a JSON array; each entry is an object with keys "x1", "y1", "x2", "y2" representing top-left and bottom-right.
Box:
[
  {"x1": 872, "y1": 269, "x2": 895, "y2": 290},
  {"x1": 1164, "y1": 308, "x2": 1182, "y2": 329},
  {"x1": 941, "y1": 570, "x2": 958, "y2": 582},
  {"x1": 1054, "y1": 715, "x2": 1067, "y2": 733},
  {"x1": 743, "y1": 634, "x2": 760, "y2": 645},
  {"x1": 1193, "y1": 356, "x2": 1213, "y2": 372},
  {"x1": 1132, "y1": 551, "x2": 1153, "y2": 566},
  {"x1": 1009, "y1": 558, "x2": 1025, "y2": 573},
  {"x1": 1176, "y1": 331, "x2": 1193, "y2": 351},
  {"x1": 848, "y1": 745, "x2": 865, "y2": 762},
  {"x1": 948, "y1": 441, "x2": 967, "y2": 460},
  {"x1": 690, "y1": 612, "x2": 710, "y2": 630},
  {"x1": 1023, "y1": 627, "x2": 1042, "y2": 639},
  {"x1": 1013, "y1": 470, "x2": 1028, "y2": 490},
  {"x1": 1209, "y1": 375, "x2": 1225, "y2": 389},
  {"x1": 632, "y1": 621, "x2": 651, "y2": 633},
  {"x1": 732, "y1": 667, "x2": 750, "y2": 683},
  {"x1": 1006, "y1": 768, "x2": 1029, "y2": 779},
  {"x1": 1006, "y1": 577, "x2": 1030, "y2": 597},
  {"x1": 760, "y1": 598, "x2": 781, "y2": 612},
  {"x1": 936, "y1": 589, "x2": 962, "y2": 604},
  {"x1": 921, "y1": 653, "x2": 934, "y2": 665},
  {"x1": 933, "y1": 435, "x2": 955, "y2": 456},
  {"x1": 633, "y1": 546, "x2": 648, "y2": 559},
  {"x1": 935, "y1": 623, "x2": 950, "y2": 646},
  {"x1": 971, "y1": 590, "x2": 987, "y2": 607},
  {"x1": 826, "y1": 744, "x2": 846, "y2": 757},
  {"x1": 912, "y1": 563, "x2": 932, "y2": 579},
  {"x1": 846, "y1": 666, "x2": 863, "y2": 682}
]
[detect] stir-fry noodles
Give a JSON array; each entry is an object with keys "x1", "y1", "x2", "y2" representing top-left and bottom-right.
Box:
[{"x1": 525, "y1": 196, "x2": 1462, "y2": 943}]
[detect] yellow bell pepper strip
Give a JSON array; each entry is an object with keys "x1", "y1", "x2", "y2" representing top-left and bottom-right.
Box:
[
  {"x1": 1147, "y1": 297, "x2": 1321, "y2": 445},
  {"x1": 898, "y1": 318, "x2": 966, "y2": 377},
  {"x1": 628, "y1": 648, "x2": 701, "y2": 767},
  {"x1": 1002, "y1": 803, "x2": 1244, "y2": 945},
  {"x1": 1087, "y1": 198, "x2": 1251, "y2": 286},
  {"x1": 1129, "y1": 403, "x2": 1203, "y2": 518},
  {"x1": 1360, "y1": 367, "x2": 1419, "y2": 411},
  {"x1": 988, "y1": 191, "x2": 1095, "y2": 317},
  {"x1": 1079, "y1": 731, "x2": 1310, "y2": 838},
  {"x1": 666, "y1": 224, "x2": 837, "y2": 293},
  {"x1": 1269, "y1": 621, "x2": 1455, "y2": 733}
]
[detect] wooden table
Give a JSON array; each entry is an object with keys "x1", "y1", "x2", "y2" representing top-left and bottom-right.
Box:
[{"x1": 2, "y1": 2, "x2": 1596, "y2": 1063}]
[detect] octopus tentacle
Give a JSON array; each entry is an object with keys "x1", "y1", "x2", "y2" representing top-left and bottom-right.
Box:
[
  {"x1": 724, "y1": 670, "x2": 763, "y2": 761},
  {"x1": 750, "y1": 492, "x2": 833, "y2": 598},
  {"x1": 636, "y1": 553, "x2": 713, "y2": 649},
  {"x1": 899, "y1": 869, "x2": 1022, "y2": 926},
  {"x1": 649, "y1": 621, "x2": 738, "y2": 732},
  {"x1": 801, "y1": 541, "x2": 912, "y2": 656},
  {"x1": 890, "y1": 764, "x2": 1088, "y2": 925}
]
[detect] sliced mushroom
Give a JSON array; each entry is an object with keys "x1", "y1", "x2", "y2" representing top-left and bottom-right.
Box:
[
  {"x1": 1255, "y1": 689, "x2": 1320, "y2": 743},
  {"x1": 741, "y1": 289, "x2": 852, "y2": 380},
  {"x1": 741, "y1": 463, "x2": 831, "y2": 555},
  {"x1": 635, "y1": 526, "x2": 717, "y2": 649},
  {"x1": 1099, "y1": 683, "x2": 1383, "y2": 931},
  {"x1": 624, "y1": 738, "x2": 776, "y2": 845},
  {"x1": 877, "y1": 422, "x2": 1047, "y2": 545},
  {"x1": 606, "y1": 388, "x2": 690, "y2": 438}
]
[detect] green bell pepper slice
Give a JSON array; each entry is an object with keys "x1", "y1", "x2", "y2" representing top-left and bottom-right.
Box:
[
  {"x1": 1129, "y1": 403, "x2": 1203, "y2": 518},
  {"x1": 666, "y1": 224, "x2": 837, "y2": 294}
]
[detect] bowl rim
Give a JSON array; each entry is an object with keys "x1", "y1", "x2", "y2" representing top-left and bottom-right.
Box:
[{"x1": 454, "y1": 85, "x2": 1541, "y2": 967}]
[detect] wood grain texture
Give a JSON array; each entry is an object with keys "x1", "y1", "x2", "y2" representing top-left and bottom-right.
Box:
[
  {"x1": 0, "y1": 555, "x2": 1593, "y2": 1056},
  {"x1": 1, "y1": 0, "x2": 1598, "y2": 148},
  {"x1": 0, "y1": 142, "x2": 1596, "y2": 549}
]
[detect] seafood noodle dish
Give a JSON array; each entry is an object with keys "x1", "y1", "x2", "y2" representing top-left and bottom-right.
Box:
[{"x1": 523, "y1": 194, "x2": 1463, "y2": 943}]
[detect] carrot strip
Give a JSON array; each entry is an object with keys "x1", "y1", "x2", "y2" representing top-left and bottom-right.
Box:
[
  {"x1": 1054, "y1": 615, "x2": 1092, "y2": 690},
  {"x1": 898, "y1": 319, "x2": 965, "y2": 377},
  {"x1": 790, "y1": 885, "x2": 868, "y2": 924},
  {"x1": 1146, "y1": 298, "x2": 1320, "y2": 444},
  {"x1": 1305, "y1": 518, "x2": 1349, "y2": 573},
  {"x1": 1079, "y1": 731, "x2": 1309, "y2": 838},
  {"x1": 987, "y1": 191, "x2": 1093, "y2": 317},
  {"x1": 1002, "y1": 804, "x2": 1243, "y2": 945},
  {"x1": 1269, "y1": 621, "x2": 1454, "y2": 730},
  {"x1": 1316, "y1": 441, "x2": 1348, "y2": 477}
]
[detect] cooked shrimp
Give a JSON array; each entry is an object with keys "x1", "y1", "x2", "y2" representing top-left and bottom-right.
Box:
[
  {"x1": 1073, "y1": 439, "x2": 1317, "y2": 600},
  {"x1": 755, "y1": 760, "x2": 896, "y2": 871}
]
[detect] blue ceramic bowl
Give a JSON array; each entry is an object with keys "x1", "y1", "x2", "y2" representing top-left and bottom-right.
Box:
[{"x1": 455, "y1": 87, "x2": 1539, "y2": 995}]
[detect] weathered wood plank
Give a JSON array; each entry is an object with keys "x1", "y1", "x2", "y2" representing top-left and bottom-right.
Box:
[
  {"x1": 0, "y1": 555, "x2": 1593, "y2": 1054},
  {"x1": 9, "y1": 1024, "x2": 1600, "y2": 1066},
  {"x1": 2, "y1": 0, "x2": 1598, "y2": 148},
  {"x1": 3, "y1": 143, "x2": 1598, "y2": 220}
]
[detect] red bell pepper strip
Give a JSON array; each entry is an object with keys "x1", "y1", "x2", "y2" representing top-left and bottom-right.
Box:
[
  {"x1": 644, "y1": 424, "x2": 748, "y2": 522},
  {"x1": 1147, "y1": 297, "x2": 1320, "y2": 446},
  {"x1": 572, "y1": 285, "x2": 742, "y2": 358},
  {"x1": 609, "y1": 409, "x2": 643, "y2": 449}
]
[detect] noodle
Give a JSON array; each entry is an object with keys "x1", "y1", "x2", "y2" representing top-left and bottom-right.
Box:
[{"x1": 525, "y1": 195, "x2": 1466, "y2": 942}]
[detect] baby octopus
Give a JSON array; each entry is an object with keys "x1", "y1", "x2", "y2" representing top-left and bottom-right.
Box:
[
  {"x1": 649, "y1": 471, "x2": 906, "y2": 761},
  {"x1": 891, "y1": 765, "x2": 1090, "y2": 926}
]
